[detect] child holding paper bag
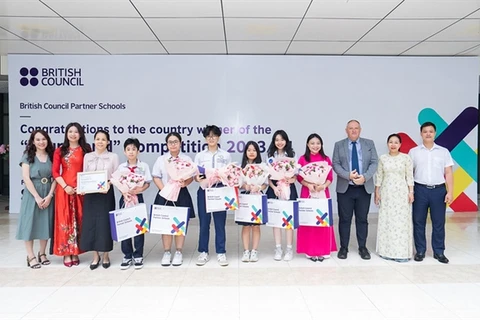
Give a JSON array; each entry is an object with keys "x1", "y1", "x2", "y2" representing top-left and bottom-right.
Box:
[
  {"x1": 111, "y1": 138, "x2": 152, "y2": 270},
  {"x1": 297, "y1": 133, "x2": 337, "y2": 261},
  {"x1": 238, "y1": 141, "x2": 268, "y2": 263},
  {"x1": 266, "y1": 130, "x2": 299, "y2": 261},
  {"x1": 152, "y1": 133, "x2": 195, "y2": 267},
  {"x1": 194, "y1": 125, "x2": 231, "y2": 267}
]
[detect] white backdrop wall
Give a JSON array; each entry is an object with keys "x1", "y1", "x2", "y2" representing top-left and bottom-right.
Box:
[{"x1": 7, "y1": 55, "x2": 479, "y2": 214}]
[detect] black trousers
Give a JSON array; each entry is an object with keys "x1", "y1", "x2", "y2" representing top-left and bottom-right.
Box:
[{"x1": 337, "y1": 185, "x2": 371, "y2": 249}]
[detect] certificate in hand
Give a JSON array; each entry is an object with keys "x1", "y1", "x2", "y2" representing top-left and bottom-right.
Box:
[{"x1": 77, "y1": 170, "x2": 109, "y2": 194}]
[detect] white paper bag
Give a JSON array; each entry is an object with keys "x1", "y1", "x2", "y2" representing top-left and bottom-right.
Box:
[
  {"x1": 205, "y1": 187, "x2": 239, "y2": 212},
  {"x1": 235, "y1": 193, "x2": 268, "y2": 224},
  {"x1": 149, "y1": 204, "x2": 190, "y2": 236},
  {"x1": 109, "y1": 203, "x2": 149, "y2": 242},
  {"x1": 297, "y1": 198, "x2": 333, "y2": 227},
  {"x1": 265, "y1": 199, "x2": 299, "y2": 229}
]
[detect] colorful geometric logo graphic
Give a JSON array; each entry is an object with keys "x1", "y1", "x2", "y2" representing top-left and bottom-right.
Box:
[
  {"x1": 171, "y1": 217, "x2": 186, "y2": 236},
  {"x1": 282, "y1": 210, "x2": 294, "y2": 229},
  {"x1": 315, "y1": 209, "x2": 331, "y2": 226},
  {"x1": 135, "y1": 217, "x2": 149, "y2": 234},
  {"x1": 97, "y1": 181, "x2": 106, "y2": 190},
  {"x1": 398, "y1": 107, "x2": 478, "y2": 212},
  {"x1": 249, "y1": 205, "x2": 262, "y2": 223},
  {"x1": 224, "y1": 196, "x2": 238, "y2": 210}
]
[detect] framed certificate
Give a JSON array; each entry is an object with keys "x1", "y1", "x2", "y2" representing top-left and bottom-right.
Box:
[{"x1": 77, "y1": 170, "x2": 109, "y2": 194}]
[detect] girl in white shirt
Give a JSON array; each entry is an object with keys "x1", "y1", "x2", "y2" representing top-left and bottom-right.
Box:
[{"x1": 152, "y1": 133, "x2": 195, "y2": 267}]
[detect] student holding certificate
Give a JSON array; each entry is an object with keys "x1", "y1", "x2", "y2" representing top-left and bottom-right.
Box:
[{"x1": 80, "y1": 130, "x2": 119, "y2": 270}]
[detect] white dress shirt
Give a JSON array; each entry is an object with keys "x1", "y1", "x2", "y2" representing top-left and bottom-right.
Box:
[
  {"x1": 194, "y1": 148, "x2": 231, "y2": 169},
  {"x1": 152, "y1": 152, "x2": 194, "y2": 185},
  {"x1": 117, "y1": 159, "x2": 152, "y2": 183},
  {"x1": 408, "y1": 143, "x2": 454, "y2": 185}
]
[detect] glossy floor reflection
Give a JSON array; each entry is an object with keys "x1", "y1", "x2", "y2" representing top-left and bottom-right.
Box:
[{"x1": 1, "y1": 195, "x2": 479, "y2": 319}]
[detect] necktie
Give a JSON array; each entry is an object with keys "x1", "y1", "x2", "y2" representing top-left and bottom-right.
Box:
[
  {"x1": 128, "y1": 166, "x2": 137, "y2": 173},
  {"x1": 351, "y1": 141, "x2": 360, "y2": 174}
]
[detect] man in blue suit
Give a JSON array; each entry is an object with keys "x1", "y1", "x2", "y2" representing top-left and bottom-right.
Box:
[{"x1": 332, "y1": 120, "x2": 378, "y2": 260}]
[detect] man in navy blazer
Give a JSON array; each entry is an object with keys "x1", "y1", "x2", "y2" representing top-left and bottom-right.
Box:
[{"x1": 332, "y1": 120, "x2": 378, "y2": 260}]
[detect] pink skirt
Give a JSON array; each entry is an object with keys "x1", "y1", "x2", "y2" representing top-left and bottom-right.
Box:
[{"x1": 296, "y1": 226, "x2": 337, "y2": 256}]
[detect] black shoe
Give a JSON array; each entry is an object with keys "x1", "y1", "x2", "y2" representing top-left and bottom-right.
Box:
[
  {"x1": 433, "y1": 253, "x2": 449, "y2": 264},
  {"x1": 102, "y1": 261, "x2": 111, "y2": 269},
  {"x1": 337, "y1": 247, "x2": 348, "y2": 259},
  {"x1": 90, "y1": 260, "x2": 100, "y2": 270},
  {"x1": 414, "y1": 252, "x2": 425, "y2": 262},
  {"x1": 358, "y1": 247, "x2": 371, "y2": 260}
]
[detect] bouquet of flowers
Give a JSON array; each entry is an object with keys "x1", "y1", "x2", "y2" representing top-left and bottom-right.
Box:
[
  {"x1": 298, "y1": 161, "x2": 332, "y2": 198},
  {"x1": 0, "y1": 144, "x2": 8, "y2": 160},
  {"x1": 242, "y1": 163, "x2": 269, "y2": 194},
  {"x1": 266, "y1": 157, "x2": 300, "y2": 200},
  {"x1": 110, "y1": 169, "x2": 145, "y2": 207},
  {"x1": 198, "y1": 163, "x2": 243, "y2": 189},
  {"x1": 198, "y1": 167, "x2": 221, "y2": 189},
  {"x1": 159, "y1": 156, "x2": 198, "y2": 201},
  {"x1": 218, "y1": 163, "x2": 243, "y2": 187}
]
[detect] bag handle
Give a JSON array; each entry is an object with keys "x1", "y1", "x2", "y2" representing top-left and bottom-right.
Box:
[{"x1": 164, "y1": 200, "x2": 177, "y2": 208}]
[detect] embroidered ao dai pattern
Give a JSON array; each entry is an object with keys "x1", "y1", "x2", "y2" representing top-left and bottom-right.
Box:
[
  {"x1": 52, "y1": 147, "x2": 86, "y2": 256},
  {"x1": 375, "y1": 153, "x2": 414, "y2": 260}
]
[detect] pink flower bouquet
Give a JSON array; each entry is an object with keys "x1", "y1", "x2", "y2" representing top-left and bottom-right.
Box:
[
  {"x1": 242, "y1": 163, "x2": 269, "y2": 194},
  {"x1": 266, "y1": 157, "x2": 300, "y2": 200},
  {"x1": 198, "y1": 167, "x2": 221, "y2": 189},
  {"x1": 160, "y1": 157, "x2": 198, "y2": 201},
  {"x1": 298, "y1": 161, "x2": 332, "y2": 198},
  {"x1": 218, "y1": 163, "x2": 244, "y2": 187},
  {"x1": 111, "y1": 169, "x2": 145, "y2": 207},
  {"x1": 198, "y1": 163, "x2": 243, "y2": 189},
  {"x1": 0, "y1": 144, "x2": 8, "y2": 160}
]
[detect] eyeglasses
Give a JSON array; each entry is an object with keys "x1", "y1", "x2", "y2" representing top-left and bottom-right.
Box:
[
  {"x1": 206, "y1": 135, "x2": 218, "y2": 140},
  {"x1": 167, "y1": 140, "x2": 180, "y2": 145}
]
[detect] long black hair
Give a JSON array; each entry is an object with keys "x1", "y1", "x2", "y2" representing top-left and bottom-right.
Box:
[
  {"x1": 267, "y1": 129, "x2": 295, "y2": 158},
  {"x1": 24, "y1": 129, "x2": 54, "y2": 163},
  {"x1": 241, "y1": 141, "x2": 262, "y2": 167},
  {"x1": 304, "y1": 133, "x2": 326, "y2": 162},
  {"x1": 60, "y1": 122, "x2": 91, "y2": 157}
]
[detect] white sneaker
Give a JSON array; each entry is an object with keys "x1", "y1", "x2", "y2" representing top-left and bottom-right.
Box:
[
  {"x1": 172, "y1": 251, "x2": 183, "y2": 266},
  {"x1": 284, "y1": 248, "x2": 293, "y2": 261},
  {"x1": 120, "y1": 258, "x2": 132, "y2": 270},
  {"x1": 217, "y1": 253, "x2": 229, "y2": 266},
  {"x1": 274, "y1": 247, "x2": 283, "y2": 261},
  {"x1": 196, "y1": 252, "x2": 209, "y2": 266},
  {"x1": 241, "y1": 250, "x2": 250, "y2": 263},
  {"x1": 133, "y1": 257, "x2": 144, "y2": 269},
  {"x1": 249, "y1": 250, "x2": 259, "y2": 262},
  {"x1": 161, "y1": 252, "x2": 171, "y2": 266}
]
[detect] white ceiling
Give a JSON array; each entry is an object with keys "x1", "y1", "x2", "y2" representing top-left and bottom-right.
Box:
[{"x1": 0, "y1": 0, "x2": 479, "y2": 56}]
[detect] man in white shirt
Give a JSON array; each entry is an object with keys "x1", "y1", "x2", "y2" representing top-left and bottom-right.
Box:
[{"x1": 409, "y1": 122, "x2": 454, "y2": 264}]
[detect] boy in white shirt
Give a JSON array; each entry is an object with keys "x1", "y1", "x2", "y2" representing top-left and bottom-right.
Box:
[
  {"x1": 194, "y1": 125, "x2": 231, "y2": 266},
  {"x1": 117, "y1": 138, "x2": 152, "y2": 270}
]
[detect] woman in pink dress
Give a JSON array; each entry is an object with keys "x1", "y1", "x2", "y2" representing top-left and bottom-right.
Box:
[{"x1": 297, "y1": 133, "x2": 337, "y2": 261}]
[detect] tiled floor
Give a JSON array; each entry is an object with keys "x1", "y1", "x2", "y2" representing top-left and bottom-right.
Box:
[{"x1": 1, "y1": 194, "x2": 479, "y2": 319}]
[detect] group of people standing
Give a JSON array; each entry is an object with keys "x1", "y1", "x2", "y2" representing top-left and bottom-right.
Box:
[{"x1": 15, "y1": 119, "x2": 454, "y2": 270}]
